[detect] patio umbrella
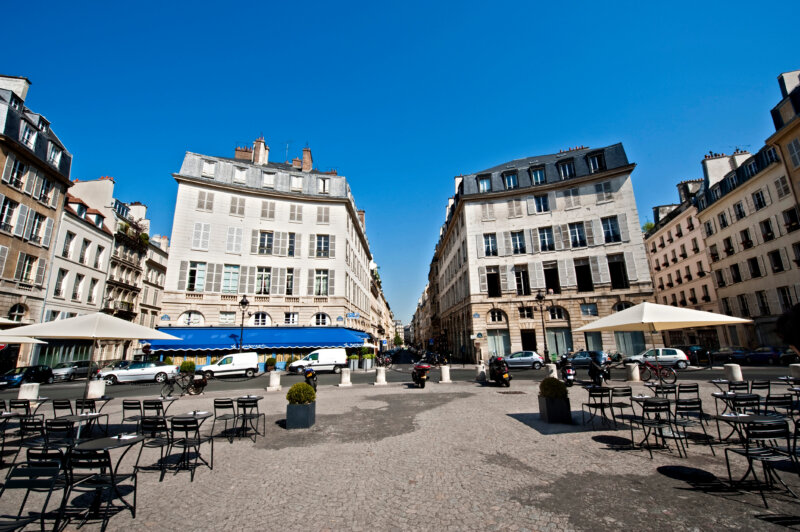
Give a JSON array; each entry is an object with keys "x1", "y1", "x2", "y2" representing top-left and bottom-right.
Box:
[
  {"x1": 575, "y1": 302, "x2": 752, "y2": 384},
  {"x1": 7, "y1": 312, "x2": 181, "y2": 397},
  {"x1": 0, "y1": 335, "x2": 48, "y2": 344}
]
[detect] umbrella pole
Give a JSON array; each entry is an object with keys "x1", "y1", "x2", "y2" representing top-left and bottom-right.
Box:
[
  {"x1": 651, "y1": 325, "x2": 663, "y2": 387},
  {"x1": 81, "y1": 339, "x2": 99, "y2": 403}
]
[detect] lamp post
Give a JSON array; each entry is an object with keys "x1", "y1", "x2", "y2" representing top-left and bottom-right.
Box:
[
  {"x1": 239, "y1": 295, "x2": 250, "y2": 353},
  {"x1": 535, "y1": 290, "x2": 550, "y2": 362}
]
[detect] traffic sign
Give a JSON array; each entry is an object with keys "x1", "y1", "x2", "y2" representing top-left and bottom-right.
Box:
[
  {"x1": 381, "y1": 340, "x2": 387, "y2": 345},
  {"x1": 0, "y1": 344, "x2": 6, "y2": 351},
  {"x1": 336, "y1": 316, "x2": 344, "y2": 321},
  {"x1": 477, "y1": 333, "x2": 483, "y2": 338},
  {"x1": 346, "y1": 312, "x2": 360, "y2": 319},
  {"x1": 473, "y1": 313, "x2": 479, "y2": 318}
]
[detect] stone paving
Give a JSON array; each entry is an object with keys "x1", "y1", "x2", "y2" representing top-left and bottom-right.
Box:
[{"x1": 3, "y1": 379, "x2": 800, "y2": 531}]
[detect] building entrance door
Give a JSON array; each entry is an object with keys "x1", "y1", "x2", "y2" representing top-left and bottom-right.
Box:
[{"x1": 520, "y1": 330, "x2": 537, "y2": 351}]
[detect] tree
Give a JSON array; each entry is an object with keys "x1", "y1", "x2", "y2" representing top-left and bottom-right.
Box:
[
  {"x1": 642, "y1": 221, "x2": 655, "y2": 233},
  {"x1": 393, "y1": 334, "x2": 403, "y2": 347}
]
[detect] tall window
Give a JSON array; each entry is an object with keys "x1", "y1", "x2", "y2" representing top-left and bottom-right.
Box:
[
  {"x1": 94, "y1": 246, "x2": 104, "y2": 269},
  {"x1": 483, "y1": 234, "x2": 498, "y2": 256},
  {"x1": 756, "y1": 291, "x2": 769, "y2": 315},
  {"x1": 778, "y1": 286, "x2": 793, "y2": 312},
  {"x1": 601, "y1": 216, "x2": 621, "y2": 243},
  {"x1": 318, "y1": 178, "x2": 330, "y2": 194},
  {"x1": 316, "y1": 235, "x2": 330, "y2": 257},
  {"x1": 21, "y1": 123, "x2": 36, "y2": 149},
  {"x1": 787, "y1": 138, "x2": 800, "y2": 168},
  {"x1": 253, "y1": 312, "x2": 269, "y2": 326},
  {"x1": 737, "y1": 294, "x2": 751, "y2": 317},
  {"x1": 192, "y1": 223, "x2": 210, "y2": 250},
  {"x1": 79, "y1": 239, "x2": 90, "y2": 264},
  {"x1": 287, "y1": 233, "x2": 296, "y2": 257},
  {"x1": 733, "y1": 202, "x2": 746, "y2": 220},
  {"x1": 775, "y1": 176, "x2": 791, "y2": 198},
  {"x1": 503, "y1": 173, "x2": 518, "y2": 190},
  {"x1": 534, "y1": 194, "x2": 549, "y2": 213},
  {"x1": 286, "y1": 268, "x2": 294, "y2": 295},
  {"x1": 752, "y1": 190, "x2": 766, "y2": 210},
  {"x1": 196, "y1": 191, "x2": 214, "y2": 211},
  {"x1": 47, "y1": 144, "x2": 62, "y2": 166},
  {"x1": 54, "y1": 269, "x2": 67, "y2": 297},
  {"x1": 289, "y1": 204, "x2": 303, "y2": 222},
  {"x1": 230, "y1": 196, "x2": 245, "y2": 216},
  {"x1": 760, "y1": 219, "x2": 775, "y2": 241},
  {"x1": 284, "y1": 312, "x2": 299, "y2": 325},
  {"x1": 511, "y1": 231, "x2": 525, "y2": 254},
  {"x1": 62, "y1": 232, "x2": 75, "y2": 258},
  {"x1": 314, "y1": 313, "x2": 330, "y2": 326},
  {"x1": 9, "y1": 160, "x2": 26, "y2": 188},
  {"x1": 529, "y1": 167, "x2": 545, "y2": 185},
  {"x1": 87, "y1": 278, "x2": 98, "y2": 303},
  {"x1": 258, "y1": 231, "x2": 274, "y2": 255},
  {"x1": 71, "y1": 274, "x2": 84, "y2": 300},
  {"x1": 314, "y1": 269, "x2": 329, "y2": 296},
  {"x1": 0, "y1": 197, "x2": 17, "y2": 232},
  {"x1": 514, "y1": 266, "x2": 531, "y2": 296},
  {"x1": 718, "y1": 212, "x2": 728, "y2": 229},
  {"x1": 557, "y1": 160, "x2": 575, "y2": 179},
  {"x1": 539, "y1": 227, "x2": 555, "y2": 251},
  {"x1": 477, "y1": 176, "x2": 491, "y2": 193},
  {"x1": 222, "y1": 265, "x2": 240, "y2": 293},
  {"x1": 768, "y1": 250, "x2": 785, "y2": 273},
  {"x1": 568, "y1": 222, "x2": 587, "y2": 248},
  {"x1": 187, "y1": 262, "x2": 206, "y2": 292},
  {"x1": 594, "y1": 181, "x2": 612, "y2": 202},
  {"x1": 256, "y1": 267, "x2": 271, "y2": 294}
]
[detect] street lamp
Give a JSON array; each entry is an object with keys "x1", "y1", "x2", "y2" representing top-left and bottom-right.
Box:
[
  {"x1": 535, "y1": 290, "x2": 550, "y2": 362},
  {"x1": 239, "y1": 295, "x2": 250, "y2": 353}
]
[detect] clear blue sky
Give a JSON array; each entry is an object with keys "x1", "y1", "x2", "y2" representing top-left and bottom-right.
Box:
[{"x1": 4, "y1": 1, "x2": 799, "y2": 323}]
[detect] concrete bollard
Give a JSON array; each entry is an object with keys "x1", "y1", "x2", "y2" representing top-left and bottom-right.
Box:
[
  {"x1": 87, "y1": 380, "x2": 106, "y2": 399},
  {"x1": 338, "y1": 368, "x2": 352, "y2": 387},
  {"x1": 790, "y1": 364, "x2": 800, "y2": 379},
  {"x1": 475, "y1": 364, "x2": 486, "y2": 382},
  {"x1": 439, "y1": 365, "x2": 452, "y2": 383},
  {"x1": 18, "y1": 383, "x2": 40, "y2": 400},
  {"x1": 625, "y1": 363, "x2": 640, "y2": 382},
  {"x1": 724, "y1": 363, "x2": 743, "y2": 382},
  {"x1": 374, "y1": 367, "x2": 387, "y2": 385},
  {"x1": 545, "y1": 364, "x2": 558, "y2": 380},
  {"x1": 266, "y1": 371, "x2": 282, "y2": 392}
]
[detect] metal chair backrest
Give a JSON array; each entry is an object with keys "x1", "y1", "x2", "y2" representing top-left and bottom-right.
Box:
[
  {"x1": 214, "y1": 398, "x2": 236, "y2": 416},
  {"x1": 677, "y1": 383, "x2": 699, "y2": 398},
  {"x1": 675, "y1": 398, "x2": 703, "y2": 414},
  {"x1": 45, "y1": 419, "x2": 75, "y2": 442},
  {"x1": 10, "y1": 399, "x2": 31, "y2": 416},
  {"x1": 67, "y1": 449, "x2": 113, "y2": 482},
  {"x1": 728, "y1": 381, "x2": 749, "y2": 392},
  {"x1": 642, "y1": 398, "x2": 672, "y2": 419},
  {"x1": 140, "y1": 416, "x2": 169, "y2": 438},
  {"x1": 122, "y1": 400, "x2": 142, "y2": 417},
  {"x1": 171, "y1": 417, "x2": 200, "y2": 439},
  {"x1": 587, "y1": 388, "x2": 612, "y2": 402},
  {"x1": 653, "y1": 384, "x2": 677, "y2": 397},
  {"x1": 142, "y1": 400, "x2": 165, "y2": 417},
  {"x1": 764, "y1": 393, "x2": 793, "y2": 413},
  {"x1": 52, "y1": 399, "x2": 73, "y2": 417},
  {"x1": 749, "y1": 380, "x2": 771, "y2": 394},
  {"x1": 75, "y1": 399, "x2": 96, "y2": 413},
  {"x1": 20, "y1": 416, "x2": 45, "y2": 436},
  {"x1": 0, "y1": 399, "x2": 5, "y2": 411},
  {"x1": 27, "y1": 447, "x2": 65, "y2": 468},
  {"x1": 744, "y1": 419, "x2": 789, "y2": 449},
  {"x1": 611, "y1": 386, "x2": 632, "y2": 399},
  {"x1": 732, "y1": 395, "x2": 760, "y2": 414},
  {"x1": 1, "y1": 463, "x2": 61, "y2": 493}
]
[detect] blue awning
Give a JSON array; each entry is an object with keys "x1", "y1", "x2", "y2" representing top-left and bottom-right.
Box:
[{"x1": 144, "y1": 327, "x2": 371, "y2": 352}]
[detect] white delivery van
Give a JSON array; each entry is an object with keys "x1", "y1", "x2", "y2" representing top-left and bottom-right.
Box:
[
  {"x1": 201, "y1": 352, "x2": 259, "y2": 378},
  {"x1": 289, "y1": 348, "x2": 347, "y2": 374}
]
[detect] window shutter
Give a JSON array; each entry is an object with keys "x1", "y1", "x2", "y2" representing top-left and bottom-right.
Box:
[
  {"x1": 328, "y1": 270, "x2": 335, "y2": 296},
  {"x1": 35, "y1": 258, "x2": 46, "y2": 286},
  {"x1": 229, "y1": 197, "x2": 236, "y2": 215},
  {"x1": 547, "y1": 191, "x2": 556, "y2": 211},
  {"x1": 599, "y1": 256, "x2": 611, "y2": 284},
  {"x1": 502, "y1": 232, "x2": 512, "y2": 256},
  {"x1": 562, "y1": 190, "x2": 573, "y2": 209},
  {"x1": 250, "y1": 230, "x2": 259, "y2": 254},
  {"x1": 593, "y1": 220, "x2": 604, "y2": 245},
  {"x1": 557, "y1": 259, "x2": 570, "y2": 287},
  {"x1": 618, "y1": 213, "x2": 630, "y2": 242},
  {"x1": 270, "y1": 269, "x2": 280, "y2": 295},
  {"x1": 213, "y1": 264, "x2": 223, "y2": 292},
  {"x1": 197, "y1": 191, "x2": 206, "y2": 210},
  {"x1": 295, "y1": 234, "x2": 302, "y2": 258},
  {"x1": 192, "y1": 223, "x2": 202, "y2": 249},
  {"x1": 32, "y1": 170, "x2": 43, "y2": 199},
  {"x1": 234, "y1": 228, "x2": 242, "y2": 253},
  {"x1": 526, "y1": 196, "x2": 536, "y2": 215},
  {"x1": 775, "y1": 214, "x2": 786, "y2": 237},
  {"x1": 1, "y1": 154, "x2": 14, "y2": 183},
  {"x1": 307, "y1": 269, "x2": 315, "y2": 296},
  {"x1": 505, "y1": 265, "x2": 515, "y2": 292},
  {"x1": 572, "y1": 189, "x2": 581, "y2": 207},
  {"x1": 565, "y1": 257, "x2": 577, "y2": 286},
  {"x1": 530, "y1": 261, "x2": 545, "y2": 289},
  {"x1": 280, "y1": 232, "x2": 289, "y2": 256},
  {"x1": 481, "y1": 204, "x2": 489, "y2": 220},
  {"x1": 594, "y1": 183, "x2": 605, "y2": 202},
  {"x1": 200, "y1": 223, "x2": 210, "y2": 250},
  {"x1": 204, "y1": 264, "x2": 215, "y2": 292},
  {"x1": 23, "y1": 210, "x2": 34, "y2": 241},
  {"x1": 275, "y1": 268, "x2": 286, "y2": 296},
  {"x1": 589, "y1": 256, "x2": 601, "y2": 284},
  {"x1": 478, "y1": 266, "x2": 487, "y2": 292},
  {"x1": 14, "y1": 253, "x2": 24, "y2": 280},
  {"x1": 23, "y1": 170, "x2": 35, "y2": 195},
  {"x1": 308, "y1": 234, "x2": 316, "y2": 258},
  {"x1": 624, "y1": 251, "x2": 638, "y2": 281},
  {"x1": 289, "y1": 269, "x2": 299, "y2": 295},
  {"x1": 178, "y1": 261, "x2": 188, "y2": 290},
  {"x1": 0, "y1": 245, "x2": 7, "y2": 278},
  {"x1": 238, "y1": 266, "x2": 249, "y2": 293},
  {"x1": 50, "y1": 187, "x2": 59, "y2": 209},
  {"x1": 553, "y1": 225, "x2": 563, "y2": 250},
  {"x1": 524, "y1": 229, "x2": 534, "y2": 254},
  {"x1": 740, "y1": 261, "x2": 750, "y2": 281},
  {"x1": 476, "y1": 235, "x2": 485, "y2": 258},
  {"x1": 226, "y1": 227, "x2": 236, "y2": 253},
  {"x1": 329, "y1": 235, "x2": 336, "y2": 258},
  {"x1": 42, "y1": 218, "x2": 53, "y2": 248},
  {"x1": 13, "y1": 205, "x2": 28, "y2": 238},
  {"x1": 560, "y1": 224, "x2": 570, "y2": 249},
  {"x1": 295, "y1": 205, "x2": 303, "y2": 222},
  {"x1": 780, "y1": 248, "x2": 791, "y2": 271},
  {"x1": 585, "y1": 220, "x2": 595, "y2": 246}
]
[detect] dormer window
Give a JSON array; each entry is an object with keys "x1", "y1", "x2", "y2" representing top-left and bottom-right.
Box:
[
  {"x1": 291, "y1": 175, "x2": 304, "y2": 191},
  {"x1": 317, "y1": 177, "x2": 330, "y2": 194},
  {"x1": 262, "y1": 171, "x2": 275, "y2": 188},
  {"x1": 557, "y1": 160, "x2": 575, "y2": 180},
  {"x1": 94, "y1": 215, "x2": 103, "y2": 228},
  {"x1": 9, "y1": 96, "x2": 22, "y2": 111},
  {"x1": 477, "y1": 175, "x2": 491, "y2": 193},
  {"x1": 529, "y1": 166, "x2": 545, "y2": 185},
  {"x1": 201, "y1": 160, "x2": 216, "y2": 177},
  {"x1": 47, "y1": 143, "x2": 62, "y2": 167},
  {"x1": 587, "y1": 152, "x2": 606, "y2": 173},
  {"x1": 502, "y1": 172, "x2": 518, "y2": 190},
  {"x1": 233, "y1": 167, "x2": 247, "y2": 183},
  {"x1": 20, "y1": 123, "x2": 37, "y2": 149},
  {"x1": 38, "y1": 118, "x2": 49, "y2": 133}
]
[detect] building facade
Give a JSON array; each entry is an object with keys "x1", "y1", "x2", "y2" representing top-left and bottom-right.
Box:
[
  {"x1": 161, "y1": 138, "x2": 383, "y2": 356},
  {"x1": 696, "y1": 146, "x2": 799, "y2": 346},
  {"x1": 0, "y1": 75, "x2": 73, "y2": 369},
  {"x1": 767, "y1": 70, "x2": 800, "y2": 206},
  {"x1": 139, "y1": 235, "x2": 168, "y2": 330},
  {"x1": 426, "y1": 143, "x2": 655, "y2": 363}
]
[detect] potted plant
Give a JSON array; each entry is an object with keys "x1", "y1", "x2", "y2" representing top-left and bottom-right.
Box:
[
  {"x1": 286, "y1": 382, "x2": 316, "y2": 429},
  {"x1": 362, "y1": 353, "x2": 375, "y2": 370},
  {"x1": 265, "y1": 357, "x2": 277, "y2": 372},
  {"x1": 538, "y1": 377, "x2": 572, "y2": 424},
  {"x1": 179, "y1": 360, "x2": 196, "y2": 375},
  {"x1": 347, "y1": 354, "x2": 359, "y2": 370}
]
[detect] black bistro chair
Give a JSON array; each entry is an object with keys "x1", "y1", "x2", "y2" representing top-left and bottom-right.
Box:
[
  {"x1": 135, "y1": 417, "x2": 172, "y2": 482},
  {"x1": 52, "y1": 400, "x2": 74, "y2": 420},
  {"x1": 637, "y1": 398, "x2": 685, "y2": 459},
  {"x1": 676, "y1": 383, "x2": 700, "y2": 399},
  {"x1": 236, "y1": 398, "x2": 265, "y2": 442},
  {"x1": 169, "y1": 417, "x2": 213, "y2": 481},
  {"x1": 211, "y1": 399, "x2": 238, "y2": 443},
  {"x1": 673, "y1": 398, "x2": 715, "y2": 456},
  {"x1": 749, "y1": 380, "x2": 771, "y2": 397},
  {"x1": 121, "y1": 400, "x2": 143, "y2": 432}
]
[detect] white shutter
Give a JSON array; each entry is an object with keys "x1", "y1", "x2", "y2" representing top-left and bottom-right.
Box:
[
  {"x1": 780, "y1": 248, "x2": 791, "y2": 271},
  {"x1": 553, "y1": 225, "x2": 563, "y2": 250},
  {"x1": 547, "y1": 191, "x2": 556, "y2": 212},
  {"x1": 531, "y1": 261, "x2": 545, "y2": 289},
  {"x1": 502, "y1": 232, "x2": 512, "y2": 256},
  {"x1": 565, "y1": 257, "x2": 576, "y2": 286},
  {"x1": 234, "y1": 228, "x2": 242, "y2": 253},
  {"x1": 295, "y1": 204, "x2": 303, "y2": 222},
  {"x1": 589, "y1": 256, "x2": 601, "y2": 284},
  {"x1": 226, "y1": 227, "x2": 236, "y2": 253},
  {"x1": 13, "y1": 205, "x2": 27, "y2": 238},
  {"x1": 593, "y1": 220, "x2": 604, "y2": 245},
  {"x1": 192, "y1": 223, "x2": 203, "y2": 249},
  {"x1": 624, "y1": 251, "x2": 638, "y2": 281},
  {"x1": 618, "y1": 213, "x2": 630, "y2": 242},
  {"x1": 307, "y1": 269, "x2": 315, "y2": 296},
  {"x1": 476, "y1": 235, "x2": 485, "y2": 258},
  {"x1": 599, "y1": 256, "x2": 611, "y2": 284},
  {"x1": 295, "y1": 234, "x2": 302, "y2": 258},
  {"x1": 0, "y1": 246, "x2": 7, "y2": 277},
  {"x1": 740, "y1": 261, "x2": 750, "y2": 281},
  {"x1": 478, "y1": 266, "x2": 487, "y2": 292},
  {"x1": 585, "y1": 220, "x2": 595, "y2": 246},
  {"x1": 201, "y1": 223, "x2": 210, "y2": 250},
  {"x1": 32, "y1": 170, "x2": 43, "y2": 199},
  {"x1": 560, "y1": 224, "x2": 570, "y2": 249},
  {"x1": 14, "y1": 253, "x2": 25, "y2": 280},
  {"x1": 562, "y1": 190, "x2": 573, "y2": 209},
  {"x1": 41, "y1": 218, "x2": 53, "y2": 248},
  {"x1": 178, "y1": 261, "x2": 188, "y2": 290},
  {"x1": 251, "y1": 229, "x2": 259, "y2": 254},
  {"x1": 524, "y1": 229, "x2": 533, "y2": 254},
  {"x1": 277, "y1": 232, "x2": 287, "y2": 256},
  {"x1": 505, "y1": 265, "x2": 515, "y2": 292},
  {"x1": 238, "y1": 266, "x2": 250, "y2": 293},
  {"x1": 34, "y1": 258, "x2": 46, "y2": 286},
  {"x1": 329, "y1": 235, "x2": 336, "y2": 258},
  {"x1": 1, "y1": 154, "x2": 14, "y2": 183},
  {"x1": 308, "y1": 234, "x2": 316, "y2": 258},
  {"x1": 50, "y1": 187, "x2": 59, "y2": 209},
  {"x1": 23, "y1": 209, "x2": 34, "y2": 240},
  {"x1": 557, "y1": 259, "x2": 568, "y2": 287},
  {"x1": 197, "y1": 191, "x2": 206, "y2": 210},
  {"x1": 206, "y1": 192, "x2": 214, "y2": 211},
  {"x1": 526, "y1": 196, "x2": 536, "y2": 215},
  {"x1": 247, "y1": 266, "x2": 255, "y2": 294},
  {"x1": 275, "y1": 268, "x2": 286, "y2": 296},
  {"x1": 23, "y1": 169, "x2": 35, "y2": 195},
  {"x1": 328, "y1": 270, "x2": 335, "y2": 296},
  {"x1": 213, "y1": 264, "x2": 223, "y2": 292}
]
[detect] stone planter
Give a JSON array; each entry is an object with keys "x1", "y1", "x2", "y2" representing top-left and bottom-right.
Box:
[
  {"x1": 286, "y1": 402, "x2": 316, "y2": 429},
  {"x1": 538, "y1": 395, "x2": 572, "y2": 424},
  {"x1": 348, "y1": 358, "x2": 358, "y2": 370},
  {"x1": 363, "y1": 358, "x2": 373, "y2": 370}
]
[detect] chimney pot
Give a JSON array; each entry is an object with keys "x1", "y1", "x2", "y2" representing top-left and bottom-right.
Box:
[
  {"x1": 302, "y1": 147, "x2": 313, "y2": 172},
  {"x1": 252, "y1": 137, "x2": 269, "y2": 165}
]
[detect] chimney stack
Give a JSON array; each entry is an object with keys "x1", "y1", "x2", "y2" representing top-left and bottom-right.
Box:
[
  {"x1": 252, "y1": 137, "x2": 269, "y2": 165},
  {"x1": 357, "y1": 210, "x2": 366, "y2": 231},
  {"x1": 302, "y1": 147, "x2": 313, "y2": 172},
  {"x1": 0, "y1": 75, "x2": 31, "y2": 101},
  {"x1": 234, "y1": 146, "x2": 252, "y2": 161}
]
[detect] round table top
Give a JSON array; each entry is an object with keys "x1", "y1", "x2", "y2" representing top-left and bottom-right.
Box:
[
  {"x1": 714, "y1": 413, "x2": 786, "y2": 424},
  {"x1": 632, "y1": 395, "x2": 672, "y2": 403},
  {"x1": 0, "y1": 411, "x2": 20, "y2": 418},
  {"x1": 711, "y1": 392, "x2": 759, "y2": 400},
  {"x1": 154, "y1": 396, "x2": 178, "y2": 402},
  {"x1": 74, "y1": 434, "x2": 145, "y2": 451},
  {"x1": 61, "y1": 413, "x2": 103, "y2": 422},
  {"x1": 237, "y1": 395, "x2": 263, "y2": 401},
  {"x1": 171, "y1": 411, "x2": 213, "y2": 420}
]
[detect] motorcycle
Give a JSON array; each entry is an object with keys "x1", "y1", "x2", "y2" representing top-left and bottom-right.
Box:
[
  {"x1": 558, "y1": 355, "x2": 575, "y2": 387},
  {"x1": 488, "y1": 356, "x2": 511, "y2": 387},
  {"x1": 411, "y1": 361, "x2": 431, "y2": 388},
  {"x1": 186, "y1": 374, "x2": 208, "y2": 395},
  {"x1": 304, "y1": 367, "x2": 318, "y2": 391},
  {"x1": 589, "y1": 360, "x2": 612, "y2": 386}
]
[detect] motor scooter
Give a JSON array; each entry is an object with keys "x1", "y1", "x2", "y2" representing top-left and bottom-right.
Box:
[
  {"x1": 411, "y1": 361, "x2": 431, "y2": 388},
  {"x1": 304, "y1": 367, "x2": 318, "y2": 391},
  {"x1": 488, "y1": 356, "x2": 511, "y2": 387},
  {"x1": 558, "y1": 355, "x2": 575, "y2": 387}
]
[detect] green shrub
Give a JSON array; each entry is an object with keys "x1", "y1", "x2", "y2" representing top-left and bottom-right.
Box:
[
  {"x1": 164, "y1": 356, "x2": 173, "y2": 365},
  {"x1": 265, "y1": 357, "x2": 277, "y2": 367},
  {"x1": 180, "y1": 361, "x2": 196, "y2": 374},
  {"x1": 347, "y1": 354, "x2": 359, "y2": 360},
  {"x1": 286, "y1": 382, "x2": 316, "y2": 404},
  {"x1": 359, "y1": 347, "x2": 371, "y2": 356},
  {"x1": 539, "y1": 377, "x2": 568, "y2": 399},
  {"x1": 363, "y1": 353, "x2": 375, "y2": 359}
]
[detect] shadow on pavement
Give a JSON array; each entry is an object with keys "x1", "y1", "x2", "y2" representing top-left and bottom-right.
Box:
[
  {"x1": 592, "y1": 434, "x2": 634, "y2": 451},
  {"x1": 506, "y1": 413, "x2": 591, "y2": 435}
]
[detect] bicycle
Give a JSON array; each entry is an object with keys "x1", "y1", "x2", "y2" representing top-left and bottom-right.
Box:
[
  {"x1": 160, "y1": 372, "x2": 207, "y2": 397},
  {"x1": 638, "y1": 360, "x2": 677, "y2": 384}
]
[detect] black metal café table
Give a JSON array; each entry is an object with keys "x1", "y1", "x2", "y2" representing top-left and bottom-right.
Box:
[
  {"x1": 711, "y1": 391, "x2": 760, "y2": 416},
  {"x1": 236, "y1": 395, "x2": 264, "y2": 438},
  {"x1": 62, "y1": 412, "x2": 109, "y2": 439},
  {"x1": 72, "y1": 434, "x2": 145, "y2": 524},
  {"x1": 709, "y1": 379, "x2": 729, "y2": 392},
  {"x1": 28, "y1": 397, "x2": 49, "y2": 416},
  {"x1": 713, "y1": 413, "x2": 785, "y2": 442}
]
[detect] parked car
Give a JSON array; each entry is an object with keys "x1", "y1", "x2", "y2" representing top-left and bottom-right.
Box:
[
  {"x1": 568, "y1": 351, "x2": 609, "y2": 368},
  {"x1": 624, "y1": 348, "x2": 689, "y2": 369},
  {"x1": 99, "y1": 361, "x2": 178, "y2": 385},
  {"x1": 738, "y1": 346, "x2": 786, "y2": 365},
  {"x1": 52, "y1": 360, "x2": 94, "y2": 381},
  {"x1": 780, "y1": 348, "x2": 800, "y2": 366},
  {"x1": 1, "y1": 365, "x2": 54, "y2": 386},
  {"x1": 289, "y1": 348, "x2": 347, "y2": 374},
  {"x1": 199, "y1": 352, "x2": 259, "y2": 378},
  {"x1": 505, "y1": 351, "x2": 544, "y2": 370},
  {"x1": 710, "y1": 346, "x2": 749, "y2": 364},
  {"x1": 673, "y1": 345, "x2": 710, "y2": 366}
]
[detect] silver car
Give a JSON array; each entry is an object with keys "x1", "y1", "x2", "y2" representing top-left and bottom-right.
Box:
[
  {"x1": 52, "y1": 360, "x2": 93, "y2": 382},
  {"x1": 505, "y1": 351, "x2": 544, "y2": 370},
  {"x1": 99, "y1": 361, "x2": 179, "y2": 385}
]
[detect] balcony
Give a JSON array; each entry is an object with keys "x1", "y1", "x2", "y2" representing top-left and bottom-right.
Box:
[
  {"x1": 221, "y1": 295, "x2": 237, "y2": 302},
  {"x1": 254, "y1": 296, "x2": 270, "y2": 303},
  {"x1": 0, "y1": 222, "x2": 12, "y2": 233},
  {"x1": 658, "y1": 284, "x2": 665, "y2": 290},
  {"x1": 186, "y1": 293, "x2": 203, "y2": 300},
  {"x1": 666, "y1": 282, "x2": 674, "y2": 288},
  {"x1": 763, "y1": 232, "x2": 775, "y2": 242},
  {"x1": 667, "y1": 238, "x2": 674, "y2": 243},
  {"x1": 114, "y1": 301, "x2": 133, "y2": 312},
  {"x1": 313, "y1": 297, "x2": 329, "y2": 303},
  {"x1": 679, "y1": 253, "x2": 687, "y2": 259},
  {"x1": 702, "y1": 295, "x2": 711, "y2": 302},
  {"x1": 710, "y1": 253, "x2": 719, "y2": 262},
  {"x1": 675, "y1": 231, "x2": 683, "y2": 238},
  {"x1": 741, "y1": 240, "x2": 753, "y2": 249},
  {"x1": 698, "y1": 270, "x2": 707, "y2": 277},
  {"x1": 29, "y1": 235, "x2": 41, "y2": 245},
  {"x1": 659, "y1": 243, "x2": 665, "y2": 249},
  {"x1": 786, "y1": 222, "x2": 800, "y2": 233},
  {"x1": 685, "y1": 274, "x2": 693, "y2": 281},
  {"x1": 689, "y1": 297, "x2": 698, "y2": 304},
  {"x1": 675, "y1": 277, "x2": 683, "y2": 284},
  {"x1": 285, "y1": 297, "x2": 299, "y2": 303},
  {"x1": 671, "y1": 257, "x2": 678, "y2": 264},
  {"x1": 692, "y1": 247, "x2": 700, "y2": 253},
  {"x1": 687, "y1": 223, "x2": 695, "y2": 230},
  {"x1": 724, "y1": 247, "x2": 735, "y2": 256},
  {"x1": 654, "y1": 265, "x2": 661, "y2": 271},
  {"x1": 679, "y1": 299, "x2": 687, "y2": 306},
  {"x1": 662, "y1": 261, "x2": 669, "y2": 268}
]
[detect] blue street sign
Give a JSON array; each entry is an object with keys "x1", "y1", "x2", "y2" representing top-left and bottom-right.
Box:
[
  {"x1": 429, "y1": 339, "x2": 434, "y2": 345},
  {"x1": 477, "y1": 333, "x2": 483, "y2": 338},
  {"x1": 346, "y1": 312, "x2": 360, "y2": 319},
  {"x1": 473, "y1": 313, "x2": 479, "y2": 318},
  {"x1": 336, "y1": 316, "x2": 344, "y2": 321},
  {"x1": 381, "y1": 340, "x2": 387, "y2": 345},
  {"x1": 160, "y1": 315, "x2": 171, "y2": 321}
]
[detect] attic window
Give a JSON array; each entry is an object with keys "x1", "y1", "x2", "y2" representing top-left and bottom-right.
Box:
[
  {"x1": 233, "y1": 167, "x2": 247, "y2": 183},
  {"x1": 587, "y1": 152, "x2": 606, "y2": 173},
  {"x1": 557, "y1": 160, "x2": 575, "y2": 180},
  {"x1": 38, "y1": 119, "x2": 49, "y2": 133},
  {"x1": 262, "y1": 172, "x2": 275, "y2": 188},
  {"x1": 201, "y1": 160, "x2": 216, "y2": 178},
  {"x1": 9, "y1": 96, "x2": 21, "y2": 111}
]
